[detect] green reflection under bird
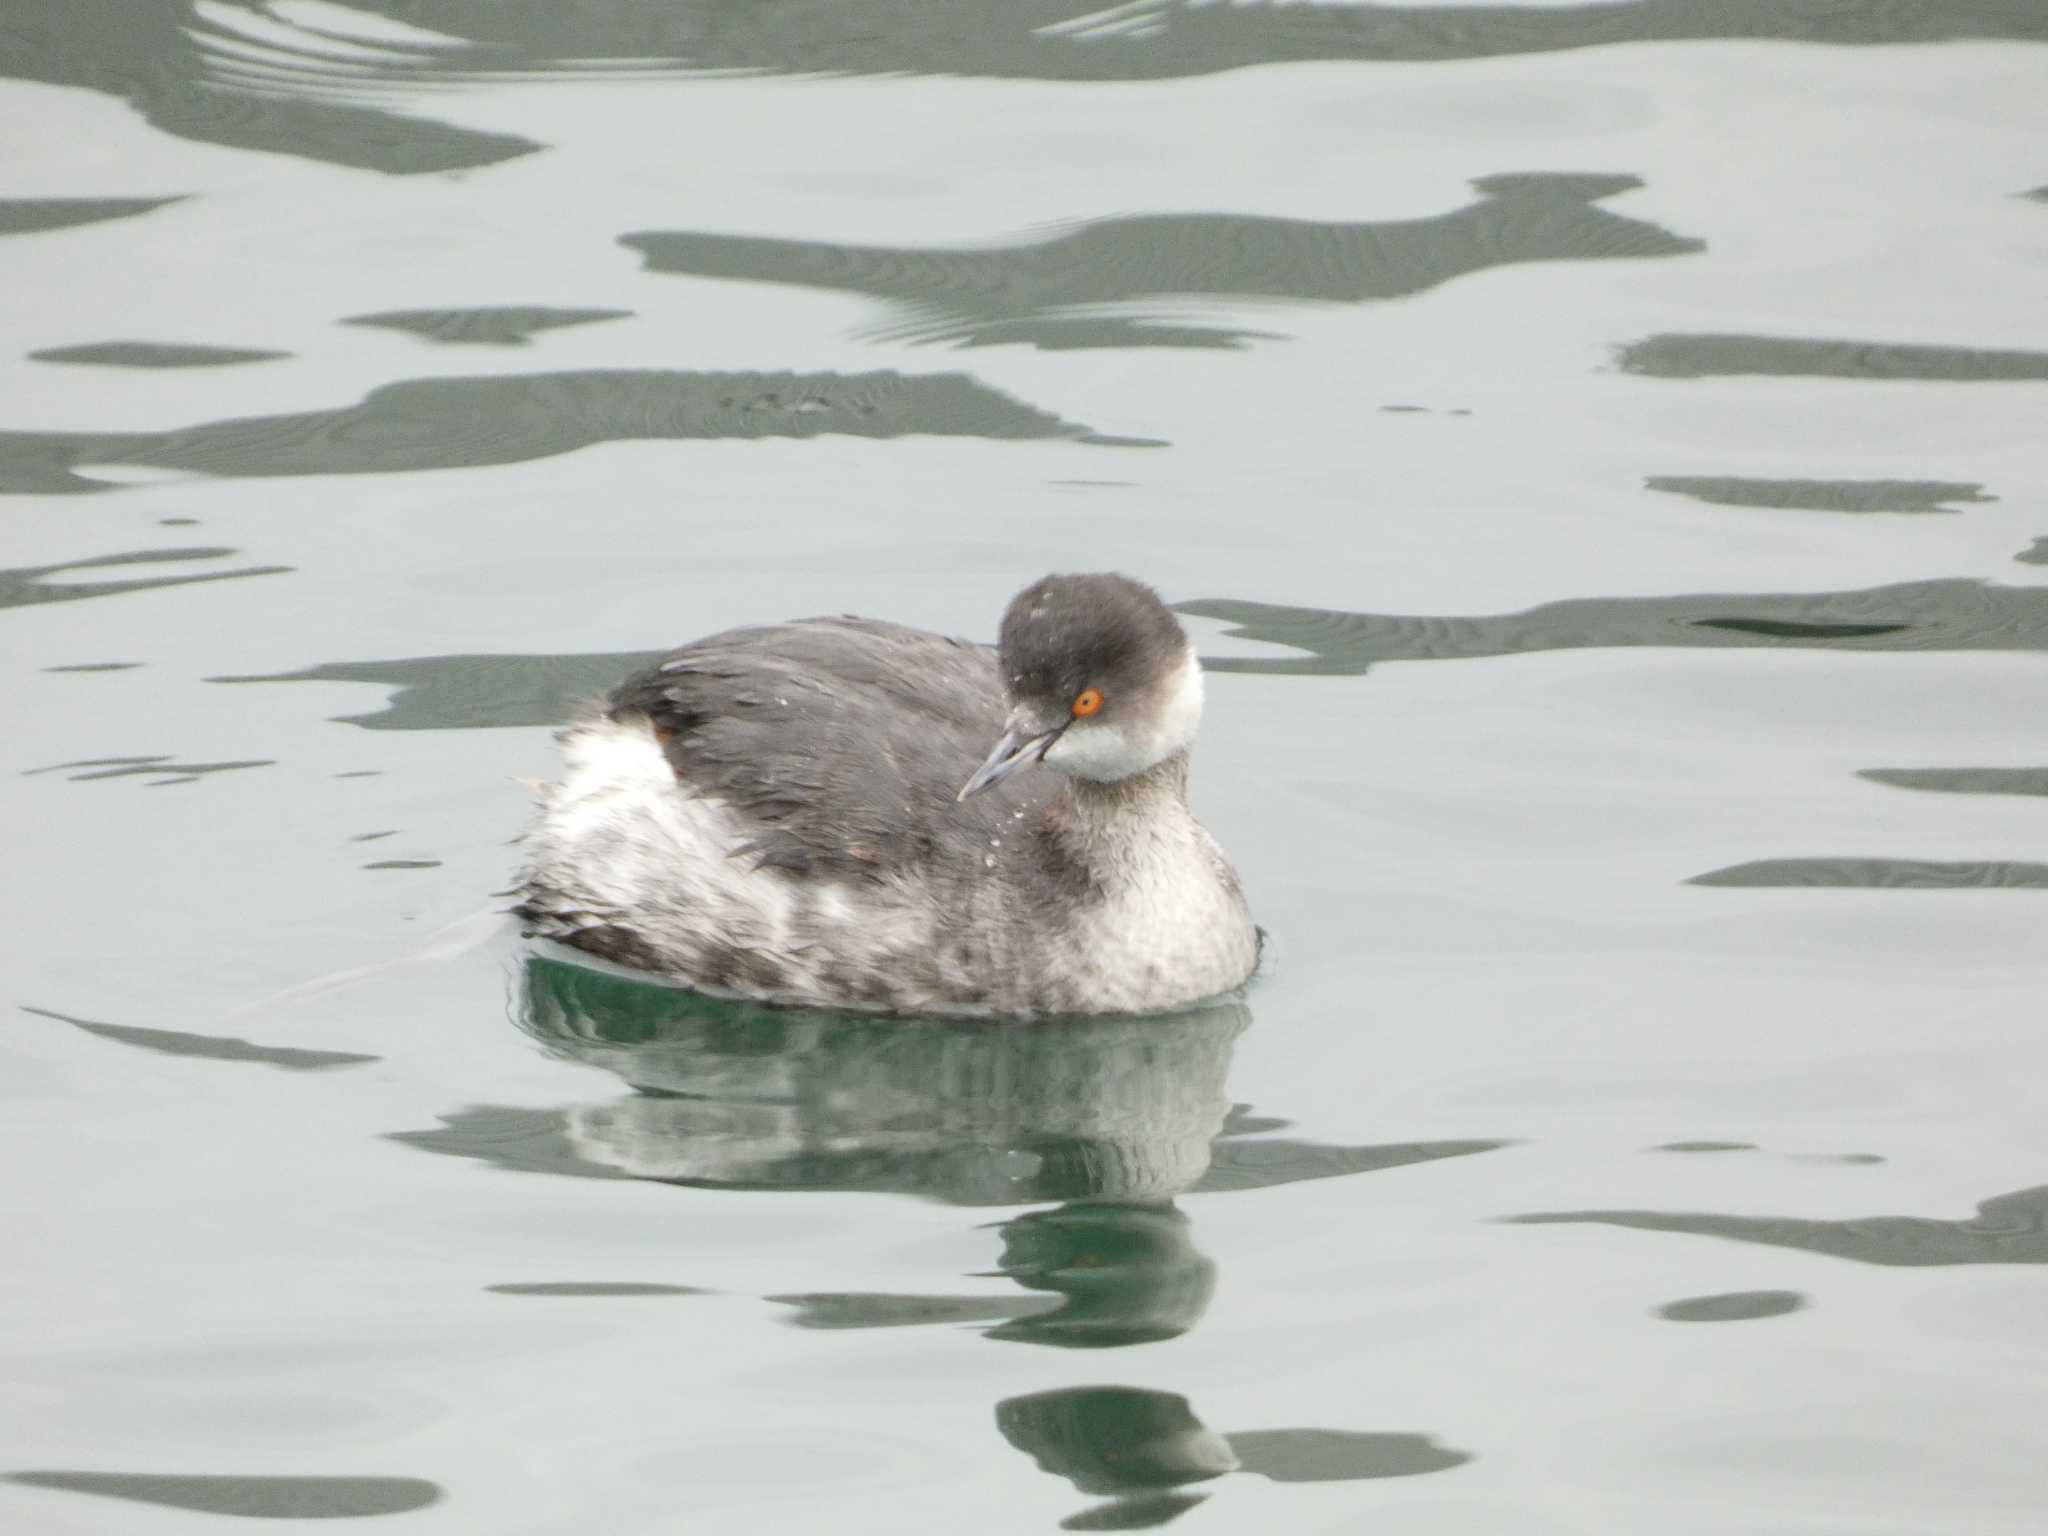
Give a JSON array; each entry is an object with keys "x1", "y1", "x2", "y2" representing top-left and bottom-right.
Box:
[{"x1": 500, "y1": 954, "x2": 1501, "y2": 1349}]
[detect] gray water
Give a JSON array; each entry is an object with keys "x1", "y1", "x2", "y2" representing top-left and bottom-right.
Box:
[{"x1": 4, "y1": 4, "x2": 2047, "y2": 1532}]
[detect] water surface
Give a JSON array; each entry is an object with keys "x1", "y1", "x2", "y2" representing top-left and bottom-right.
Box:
[{"x1": 4, "y1": 6, "x2": 2046, "y2": 1534}]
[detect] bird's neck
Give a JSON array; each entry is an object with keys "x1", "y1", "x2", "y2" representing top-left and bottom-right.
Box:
[{"x1": 1046, "y1": 752, "x2": 1196, "y2": 883}]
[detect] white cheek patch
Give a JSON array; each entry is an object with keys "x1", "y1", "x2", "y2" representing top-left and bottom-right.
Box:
[
  {"x1": 1154, "y1": 649, "x2": 1204, "y2": 758},
  {"x1": 1045, "y1": 719, "x2": 1147, "y2": 782},
  {"x1": 1043, "y1": 647, "x2": 1205, "y2": 783}
]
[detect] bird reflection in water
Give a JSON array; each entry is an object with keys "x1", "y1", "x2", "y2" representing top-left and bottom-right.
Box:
[
  {"x1": 513, "y1": 954, "x2": 1481, "y2": 1525},
  {"x1": 516, "y1": 951, "x2": 1239, "y2": 1347},
  {"x1": 997, "y1": 1387, "x2": 1236, "y2": 1530}
]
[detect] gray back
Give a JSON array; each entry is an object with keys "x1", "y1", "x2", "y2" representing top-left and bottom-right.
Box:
[{"x1": 609, "y1": 617, "x2": 1053, "y2": 879}]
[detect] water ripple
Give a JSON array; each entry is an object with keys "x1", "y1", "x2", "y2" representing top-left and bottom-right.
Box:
[
  {"x1": 1656, "y1": 1290, "x2": 1806, "y2": 1323},
  {"x1": 0, "y1": 369, "x2": 1135, "y2": 496},
  {"x1": 30, "y1": 341, "x2": 290, "y2": 368},
  {"x1": 1645, "y1": 478, "x2": 1994, "y2": 514},
  {"x1": 23, "y1": 754, "x2": 272, "y2": 784},
  {"x1": 1228, "y1": 1428, "x2": 1472, "y2": 1482},
  {"x1": 15, "y1": 4, "x2": 2040, "y2": 172},
  {"x1": 624, "y1": 173, "x2": 1702, "y2": 351},
  {"x1": 1688, "y1": 859, "x2": 2048, "y2": 890},
  {"x1": 2, "y1": 1472, "x2": 442, "y2": 1519},
  {"x1": 1618, "y1": 334, "x2": 2048, "y2": 381},
  {"x1": 1859, "y1": 768, "x2": 2048, "y2": 798},
  {"x1": 342, "y1": 306, "x2": 632, "y2": 347},
  {"x1": 6, "y1": 0, "x2": 540, "y2": 174},
  {"x1": 215, "y1": 577, "x2": 2048, "y2": 731},
  {"x1": 997, "y1": 1385, "x2": 1471, "y2": 1529},
  {"x1": 486, "y1": 1281, "x2": 707, "y2": 1297},
  {"x1": 0, "y1": 195, "x2": 187, "y2": 236},
  {"x1": 1184, "y1": 579, "x2": 2048, "y2": 676},
  {"x1": 1508, "y1": 1184, "x2": 2048, "y2": 1264},
  {"x1": 0, "y1": 547, "x2": 290, "y2": 610},
  {"x1": 20, "y1": 1005, "x2": 378, "y2": 1071},
  {"x1": 213, "y1": 651, "x2": 660, "y2": 730}
]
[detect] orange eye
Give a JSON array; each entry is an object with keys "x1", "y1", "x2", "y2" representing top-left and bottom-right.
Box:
[{"x1": 1071, "y1": 688, "x2": 1103, "y2": 718}]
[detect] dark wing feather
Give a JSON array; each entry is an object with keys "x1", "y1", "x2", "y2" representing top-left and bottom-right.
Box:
[{"x1": 608, "y1": 616, "x2": 1051, "y2": 879}]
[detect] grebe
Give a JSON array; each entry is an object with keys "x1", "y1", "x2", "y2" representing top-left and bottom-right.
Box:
[{"x1": 517, "y1": 573, "x2": 1255, "y2": 1015}]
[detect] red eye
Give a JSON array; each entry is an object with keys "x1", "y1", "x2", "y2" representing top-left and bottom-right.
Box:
[{"x1": 1071, "y1": 688, "x2": 1103, "y2": 718}]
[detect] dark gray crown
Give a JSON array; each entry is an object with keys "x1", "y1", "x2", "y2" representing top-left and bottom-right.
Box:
[{"x1": 997, "y1": 573, "x2": 1188, "y2": 707}]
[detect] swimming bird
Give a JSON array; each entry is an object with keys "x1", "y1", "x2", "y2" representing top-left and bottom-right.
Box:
[{"x1": 516, "y1": 573, "x2": 1256, "y2": 1016}]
